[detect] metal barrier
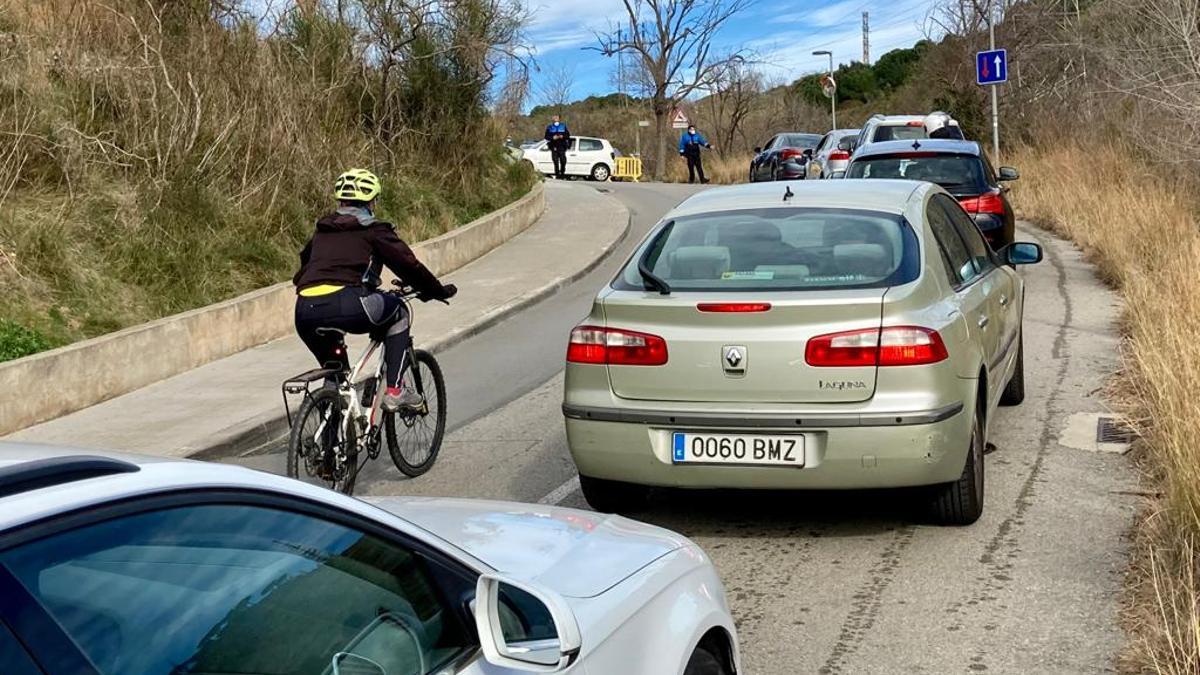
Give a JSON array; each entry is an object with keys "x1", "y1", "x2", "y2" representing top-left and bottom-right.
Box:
[{"x1": 613, "y1": 157, "x2": 643, "y2": 182}]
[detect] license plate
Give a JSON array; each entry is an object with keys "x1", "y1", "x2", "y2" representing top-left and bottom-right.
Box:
[{"x1": 672, "y1": 432, "x2": 804, "y2": 467}]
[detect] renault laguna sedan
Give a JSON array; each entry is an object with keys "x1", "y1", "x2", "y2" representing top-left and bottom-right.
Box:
[
  {"x1": 0, "y1": 444, "x2": 738, "y2": 675},
  {"x1": 562, "y1": 180, "x2": 1041, "y2": 525}
]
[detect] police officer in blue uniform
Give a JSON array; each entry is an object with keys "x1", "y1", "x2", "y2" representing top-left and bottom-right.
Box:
[
  {"x1": 678, "y1": 125, "x2": 713, "y2": 184},
  {"x1": 544, "y1": 115, "x2": 572, "y2": 179}
]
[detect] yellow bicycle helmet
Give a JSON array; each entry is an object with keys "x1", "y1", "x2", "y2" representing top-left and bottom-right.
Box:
[{"x1": 333, "y1": 168, "x2": 382, "y2": 202}]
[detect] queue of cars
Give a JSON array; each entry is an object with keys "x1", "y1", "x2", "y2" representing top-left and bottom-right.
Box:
[
  {"x1": 564, "y1": 110, "x2": 1038, "y2": 527},
  {"x1": 741, "y1": 112, "x2": 1019, "y2": 247}
]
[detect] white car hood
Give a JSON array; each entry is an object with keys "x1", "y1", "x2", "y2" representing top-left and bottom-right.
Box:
[{"x1": 366, "y1": 497, "x2": 687, "y2": 598}]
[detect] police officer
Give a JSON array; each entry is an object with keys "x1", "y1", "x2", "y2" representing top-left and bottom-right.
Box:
[
  {"x1": 544, "y1": 115, "x2": 571, "y2": 179},
  {"x1": 678, "y1": 125, "x2": 713, "y2": 184}
]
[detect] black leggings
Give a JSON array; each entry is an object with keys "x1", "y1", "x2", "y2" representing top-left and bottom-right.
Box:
[{"x1": 295, "y1": 287, "x2": 410, "y2": 387}]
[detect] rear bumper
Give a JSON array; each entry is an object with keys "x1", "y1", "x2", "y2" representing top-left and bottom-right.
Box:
[
  {"x1": 777, "y1": 161, "x2": 807, "y2": 179},
  {"x1": 563, "y1": 402, "x2": 972, "y2": 490}
]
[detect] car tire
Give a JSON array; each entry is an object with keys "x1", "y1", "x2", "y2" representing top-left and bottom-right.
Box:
[
  {"x1": 579, "y1": 475, "x2": 650, "y2": 513},
  {"x1": 683, "y1": 646, "x2": 729, "y2": 675},
  {"x1": 590, "y1": 163, "x2": 611, "y2": 181},
  {"x1": 999, "y1": 332, "x2": 1025, "y2": 406},
  {"x1": 928, "y1": 408, "x2": 985, "y2": 526}
]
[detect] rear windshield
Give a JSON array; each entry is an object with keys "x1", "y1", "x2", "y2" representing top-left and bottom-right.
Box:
[
  {"x1": 781, "y1": 134, "x2": 821, "y2": 149},
  {"x1": 846, "y1": 154, "x2": 988, "y2": 195},
  {"x1": 871, "y1": 124, "x2": 925, "y2": 142},
  {"x1": 615, "y1": 208, "x2": 920, "y2": 292}
]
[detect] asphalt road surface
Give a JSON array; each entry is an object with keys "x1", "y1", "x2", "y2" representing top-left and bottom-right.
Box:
[{"x1": 224, "y1": 181, "x2": 1138, "y2": 674}]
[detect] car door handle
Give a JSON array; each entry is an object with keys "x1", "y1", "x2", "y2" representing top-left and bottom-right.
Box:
[
  {"x1": 978, "y1": 316, "x2": 990, "y2": 329},
  {"x1": 999, "y1": 295, "x2": 1009, "y2": 306}
]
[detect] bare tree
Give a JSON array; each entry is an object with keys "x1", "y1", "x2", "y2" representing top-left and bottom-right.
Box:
[
  {"x1": 537, "y1": 61, "x2": 575, "y2": 113},
  {"x1": 1096, "y1": 0, "x2": 1200, "y2": 162},
  {"x1": 594, "y1": 0, "x2": 753, "y2": 179},
  {"x1": 701, "y1": 60, "x2": 761, "y2": 155}
]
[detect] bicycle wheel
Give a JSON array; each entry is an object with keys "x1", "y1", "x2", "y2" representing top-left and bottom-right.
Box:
[
  {"x1": 287, "y1": 387, "x2": 359, "y2": 494},
  {"x1": 385, "y1": 349, "x2": 446, "y2": 477}
]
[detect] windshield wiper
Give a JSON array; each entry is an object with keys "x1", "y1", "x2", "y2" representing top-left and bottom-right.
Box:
[{"x1": 637, "y1": 221, "x2": 673, "y2": 295}]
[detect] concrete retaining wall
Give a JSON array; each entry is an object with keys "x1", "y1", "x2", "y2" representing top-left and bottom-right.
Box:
[{"x1": 0, "y1": 183, "x2": 545, "y2": 435}]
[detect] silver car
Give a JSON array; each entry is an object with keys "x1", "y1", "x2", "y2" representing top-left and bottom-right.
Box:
[
  {"x1": 806, "y1": 128, "x2": 859, "y2": 179},
  {"x1": 0, "y1": 444, "x2": 739, "y2": 674},
  {"x1": 562, "y1": 180, "x2": 1042, "y2": 525}
]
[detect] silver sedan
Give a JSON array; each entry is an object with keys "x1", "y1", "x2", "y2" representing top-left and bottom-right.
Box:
[{"x1": 562, "y1": 180, "x2": 1042, "y2": 525}]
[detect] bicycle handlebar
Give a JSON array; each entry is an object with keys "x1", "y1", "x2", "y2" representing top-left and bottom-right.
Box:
[{"x1": 389, "y1": 280, "x2": 453, "y2": 305}]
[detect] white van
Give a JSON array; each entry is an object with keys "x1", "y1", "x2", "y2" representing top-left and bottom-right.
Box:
[{"x1": 523, "y1": 136, "x2": 616, "y2": 181}]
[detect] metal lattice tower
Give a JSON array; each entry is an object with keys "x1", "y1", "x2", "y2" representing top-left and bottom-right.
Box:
[{"x1": 862, "y1": 11, "x2": 870, "y2": 63}]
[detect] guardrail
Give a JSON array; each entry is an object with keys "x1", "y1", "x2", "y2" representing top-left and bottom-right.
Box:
[
  {"x1": 0, "y1": 182, "x2": 546, "y2": 436},
  {"x1": 613, "y1": 157, "x2": 643, "y2": 182}
]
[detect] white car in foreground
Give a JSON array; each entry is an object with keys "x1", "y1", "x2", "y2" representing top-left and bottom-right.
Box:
[
  {"x1": 0, "y1": 444, "x2": 738, "y2": 675},
  {"x1": 523, "y1": 136, "x2": 617, "y2": 181}
]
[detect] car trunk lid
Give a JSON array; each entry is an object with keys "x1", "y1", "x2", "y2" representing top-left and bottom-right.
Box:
[{"x1": 602, "y1": 290, "x2": 885, "y2": 403}]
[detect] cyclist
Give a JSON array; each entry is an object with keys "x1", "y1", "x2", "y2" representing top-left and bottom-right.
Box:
[{"x1": 294, "y1": 169, "x2": 456, "y2": 412}]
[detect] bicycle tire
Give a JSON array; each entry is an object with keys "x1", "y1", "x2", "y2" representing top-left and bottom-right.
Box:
[
  {"x1": 287, "y1": 387, "x2": 358, "y2": 494},
  {"x1": 385, "y1": 349, "x2": 447, "y2": 477}
]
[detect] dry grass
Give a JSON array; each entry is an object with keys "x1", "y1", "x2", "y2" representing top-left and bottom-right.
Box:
[
  {"x1": 0, "y1": 0, "x2": 533, "y2": 359},
  {"x1": 662, "y1": 152, "x2": 755, "y2": 185},
  {"x1": 1009, "y1": 141, "x2": 1200, "y2": 673}
]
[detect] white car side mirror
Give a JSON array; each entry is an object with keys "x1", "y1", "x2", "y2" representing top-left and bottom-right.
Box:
[{"x1": 473, "y1": 573, "x2": 582, "y2": 672}]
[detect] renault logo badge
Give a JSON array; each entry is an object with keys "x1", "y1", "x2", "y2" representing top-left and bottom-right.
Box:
[{"x1": 723, "y1": 346, "x2": 747, "y2": 375}]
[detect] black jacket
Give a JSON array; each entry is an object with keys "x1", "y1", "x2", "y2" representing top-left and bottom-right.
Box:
[{"x1": 293, "y1": 209, "x2": 447, "y2": 298}]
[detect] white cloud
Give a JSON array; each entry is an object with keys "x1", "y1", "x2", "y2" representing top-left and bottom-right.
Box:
[{"x1": 525, "y1": 0, "x2": 627, "y2": 56}]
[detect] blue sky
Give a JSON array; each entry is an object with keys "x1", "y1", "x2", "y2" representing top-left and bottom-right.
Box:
[{"x1": 525, "y1": 0, "x2": 940, "y2": 103}]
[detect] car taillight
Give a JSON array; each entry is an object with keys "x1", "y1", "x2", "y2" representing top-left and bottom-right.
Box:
[
  {"x1": 697, "y1": 302, "x2": 772, "y2": 313},
  {"x1": 959, "y1": 192, "x2": 1004, "y2": 215},
  {"x1": 806, "y1": 327, "x2": 948, "y2": 367},
  {"x1": 567, "y1": 325, "x2": 668, "y2": 366},
  {"x1": 781, "y1": 148, "x2": 804, "y2": 160},
  {"x1": 829, "y1": 150, "x2": 850, "y2": 161}
]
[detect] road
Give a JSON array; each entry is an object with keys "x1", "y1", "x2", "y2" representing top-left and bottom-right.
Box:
[{"x1": 224, "y1": 181, "x2": 1137, "y2": 674}]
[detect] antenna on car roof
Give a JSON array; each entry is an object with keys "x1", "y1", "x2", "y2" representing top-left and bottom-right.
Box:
[{"x1": 783, "y1": 186, "x2": 794, "y2": 202}]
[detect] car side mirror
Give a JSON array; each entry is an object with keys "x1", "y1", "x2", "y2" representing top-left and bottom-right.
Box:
[
  {"x1": 998, "y1": 166, "x2": 1020, "y2": 181},
  {"x1": 1003, "y1": 242, "x2": 1042, "y2": 265},
  {"x1": 753, "y1": 147, "x2": 762, "y2": 154},
  {"x1": 474, "y1": 574, "x2": 582, "y2": 672},
  {"x1": 837, "y1": 137, "x2": 857, "y2": 152},
  {"x1": 803, "y1": 148, "x2": 814, "y2": 157}
]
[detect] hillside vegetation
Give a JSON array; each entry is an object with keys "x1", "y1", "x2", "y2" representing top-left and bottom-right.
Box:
[
  {"x1": 511, "y1": 40, "x2": 939, "y2": 179},
  {"x1": 0, "y1": 0, "x2": 534, "y2": 361}
]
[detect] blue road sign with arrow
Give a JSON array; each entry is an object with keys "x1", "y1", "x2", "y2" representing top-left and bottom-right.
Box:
[{"x1": 977, "y1": 49, "x2": 1007, "y2": 85}]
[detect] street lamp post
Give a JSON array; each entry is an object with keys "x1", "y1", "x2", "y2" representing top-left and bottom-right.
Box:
[{"x1": 813, "y1": 50, "x2": 836, "y2": 129}]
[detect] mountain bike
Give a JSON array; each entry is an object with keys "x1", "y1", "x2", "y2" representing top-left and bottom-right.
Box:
[{"x1": 282, "y1": 282, "x2": 448, "y2": 495}]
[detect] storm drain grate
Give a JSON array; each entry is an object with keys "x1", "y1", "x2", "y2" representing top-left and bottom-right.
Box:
[{"x1": 1097, "y1": 417, "x2": 1136, "y2": 444}]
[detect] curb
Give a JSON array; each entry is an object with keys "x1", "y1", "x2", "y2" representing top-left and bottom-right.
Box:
[{"x1": 189, "y1": 197, "x2": 633, "y2": 461}]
